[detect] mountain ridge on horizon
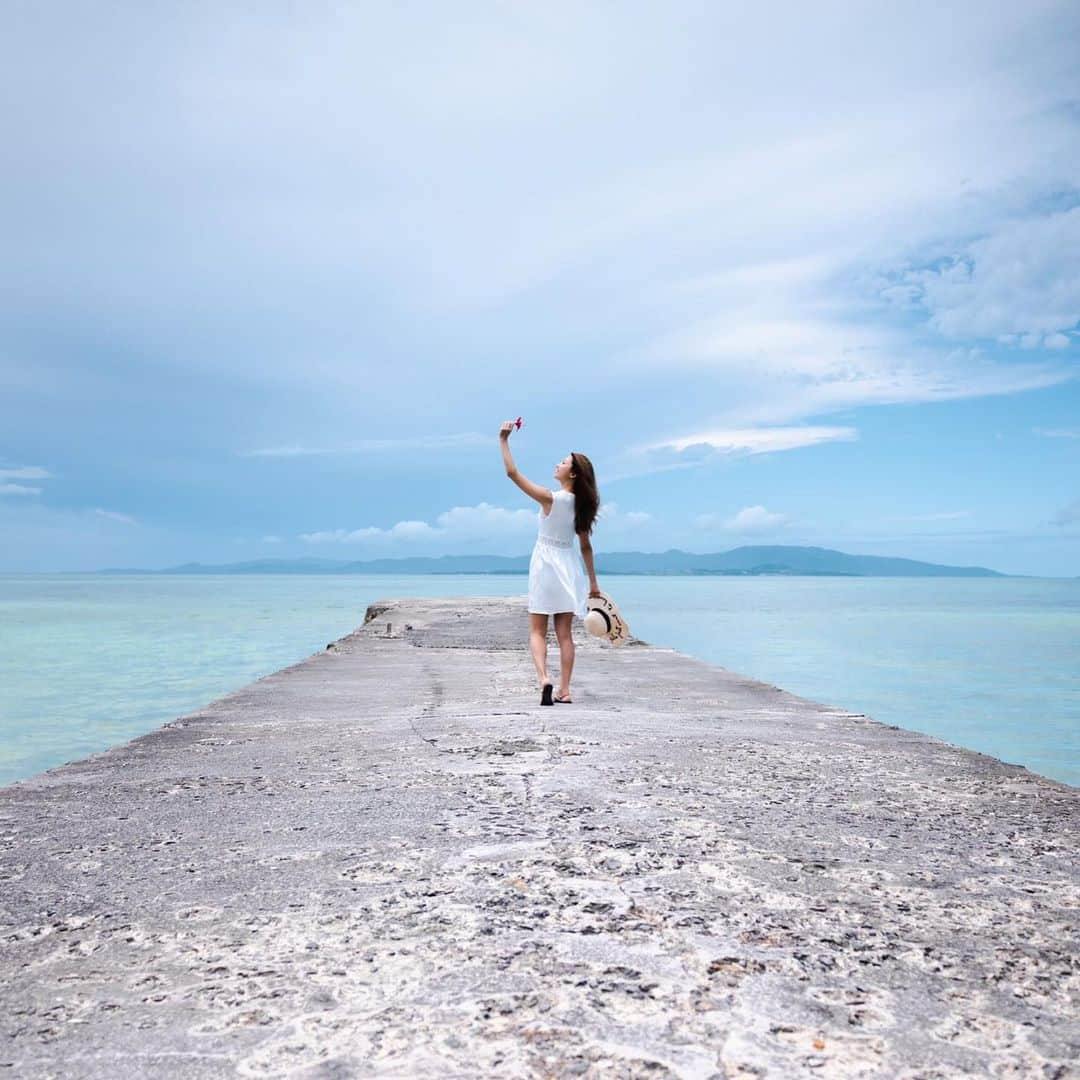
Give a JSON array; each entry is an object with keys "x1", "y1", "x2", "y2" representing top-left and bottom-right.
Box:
[{"x1": 96, "y1": 544, "x2": 1012, "y2": 578}]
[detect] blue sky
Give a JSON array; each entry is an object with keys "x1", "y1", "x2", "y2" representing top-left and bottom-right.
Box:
[{"x1": 2, "y1": 2, "x2": 1078, "y2": 575}]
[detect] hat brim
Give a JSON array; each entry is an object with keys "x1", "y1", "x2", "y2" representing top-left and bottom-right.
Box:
[{"x1": 585, "y1": 593, "x2": 630, "y2": 645}]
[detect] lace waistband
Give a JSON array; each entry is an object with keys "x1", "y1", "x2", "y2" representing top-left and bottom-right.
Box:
[{"x1": 536, "y1": 534, "x2": 573, "y2": 548}]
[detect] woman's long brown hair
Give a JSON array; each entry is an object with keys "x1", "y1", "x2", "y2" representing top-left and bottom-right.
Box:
[{"x1": 570, "y1": 452, "x2": 600, "y2": 535}]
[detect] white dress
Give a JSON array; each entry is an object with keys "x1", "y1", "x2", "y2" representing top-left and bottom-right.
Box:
[{"x1": 528, "y1": 489, "x2": 589, "y2": 618}]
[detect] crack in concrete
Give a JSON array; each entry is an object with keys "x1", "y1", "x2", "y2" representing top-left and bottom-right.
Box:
[{"x1": 406, "y1": 662, "x2": 451, "y2": 755}]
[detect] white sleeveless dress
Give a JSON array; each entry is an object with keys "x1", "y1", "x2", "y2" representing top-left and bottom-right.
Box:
[{"x1": 528, "y1": 489, "x2": 589, "y2": 618}]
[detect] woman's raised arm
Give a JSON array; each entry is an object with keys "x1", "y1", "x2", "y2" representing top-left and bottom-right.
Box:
[{"x1": 499, "y1": 421, "x2": 553, "y2": 510}]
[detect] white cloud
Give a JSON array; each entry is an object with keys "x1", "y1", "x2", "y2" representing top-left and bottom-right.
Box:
[
  {"x1": 300, "y1": 525, "x2": 396, "y2": 544},
  {"x1": 94, "y1": 508, "x2": 137, "y2": 524},
  {"x1": 697, "y1": 505, "x2": 790, "y2": 534},
  {"x1": 432, "y1": 503, "x2": 535, "y2": 536},
  {"x1": 300, "y1": 501, "x2": 535, "y2": 546},
  {"x1": 1035, "y1": 427, "x2": 1080, "y2": 439},
  {"x1": 260, "y1": 534, "x2": 283, "y2": 543},
  {"x1": 894, "y1": 207, "x2": 1080, "y2": 346},
  {"x1": 599, "y1": 501, "x2": 651, "y2": 522},
  {"x1": 608, "y1": 425, "x2": 863, "y2": 482},
  {"x1": 596, "y1": 502, "x2": 654, "y2": 534},
  {"x1": 388, "y1": 520, "x2": 438, "y2": 540},
  {"x1": 0, "y1": 483, "x2": 41, "y2": 496},
  {"x1": 299, "y1": 499, "x2": 653, "y2": 550}
]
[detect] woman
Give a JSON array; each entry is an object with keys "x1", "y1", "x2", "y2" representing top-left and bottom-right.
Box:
[{"x1": 499, "y1": 420, "x2": 601, "y2": 706}]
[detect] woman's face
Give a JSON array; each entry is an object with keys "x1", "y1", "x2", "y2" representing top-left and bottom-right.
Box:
[{"x1": 553, "y1": 454, "x2": 575, "y2": 482}]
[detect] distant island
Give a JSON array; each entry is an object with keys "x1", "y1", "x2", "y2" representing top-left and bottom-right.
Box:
[{"x1": 98, "y1": 545, "x2": 1008, "y2": 578}]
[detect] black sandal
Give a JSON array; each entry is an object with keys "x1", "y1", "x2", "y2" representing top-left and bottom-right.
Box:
[{"x1": 540, "y1": 683, "x2": 554, "y2": 706}]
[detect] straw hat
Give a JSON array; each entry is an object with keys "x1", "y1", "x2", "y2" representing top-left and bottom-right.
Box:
[{"x1": 584, "y1": 592, "x2": 630, "y2": 646}]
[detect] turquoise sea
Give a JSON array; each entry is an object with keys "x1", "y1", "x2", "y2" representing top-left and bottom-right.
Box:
[{"x1": 1, "y1": 574, "x2": 1077, "y2": 788}]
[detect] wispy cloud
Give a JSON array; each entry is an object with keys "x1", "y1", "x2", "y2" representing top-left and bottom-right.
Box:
[
  {"x1": 94, "y1": 508, "x2": 137, "y2": 525},
  {"x1": 640, "y1": 318, "x2": 891, "y2": 377},
  {"x1": 0, "y1": 464, "x2": 51, "y2": 497},
  {"x1": 900, "y1": 511, "x2": 973, "y2": 522},
  {"x1": 1035, "y1": 427, "x2": 1080, "y2": 439},
  {"x1": 0, "y1": 465, "x2": 51, "y2": 481},
  {"x1": 242, "y1": 433, "x2": 488, "y2": 458},
  {"x1": 608, "y1": 426, "x2": 859, "y2": 483},
  {"x1": 646, "y1": 426, "x2": 857, "y2": 456},
  {"x1": 633, "y1": 311, "x2": 1074, "y2": 429}
]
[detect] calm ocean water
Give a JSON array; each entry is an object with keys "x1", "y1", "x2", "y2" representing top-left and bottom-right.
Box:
[{"x1": 1, "y1": 573, "x2": 1076, "y2": 788}]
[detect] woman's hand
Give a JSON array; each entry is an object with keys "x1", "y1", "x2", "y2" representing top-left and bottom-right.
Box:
[{"x1": 499, "y1": 420, "x2": 515, "y2": 440}]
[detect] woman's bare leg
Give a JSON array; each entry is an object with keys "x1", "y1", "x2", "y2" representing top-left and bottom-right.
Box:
[
  {"x1": 553, "y1": 612, "x2": 575, "y2": 698},
  {"x1": 529, "y1": 613, "x2": 550, "y2": 688}
]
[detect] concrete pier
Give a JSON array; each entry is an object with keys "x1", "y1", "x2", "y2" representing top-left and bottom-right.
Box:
[{"x1": 1, "y1": 596, "x2": 1077, "y2": 1078}]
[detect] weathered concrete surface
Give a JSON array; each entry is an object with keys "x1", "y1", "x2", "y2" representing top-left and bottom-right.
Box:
[{"x1": 1, "y1": 596, "x2": 1077, "y2": 1079}]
